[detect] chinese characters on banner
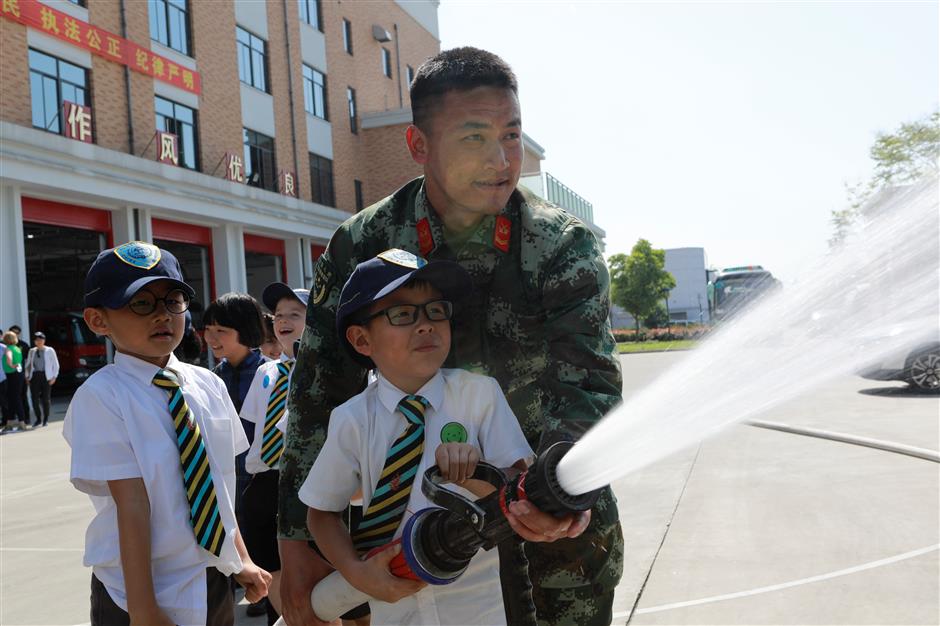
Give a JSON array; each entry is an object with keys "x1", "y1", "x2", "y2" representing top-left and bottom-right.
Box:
[
  {"x1": 1, "y1": 0, "x2": 201, "y2": 94},
  {"x1": 157, "y1": 131, "x2": 179, "y2": 165},
  {"x1": 63, "y1": 101, "x2": 92, "y2": 143},
  {"x1": 279, "y1": 171, "x2": 297, "y2": 197}
]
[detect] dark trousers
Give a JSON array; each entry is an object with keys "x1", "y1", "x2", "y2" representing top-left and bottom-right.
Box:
[
  {"x1": 29, "y1": 372, "x2": 51, "y2": 424},
  {"x1": 2, "y1": 372, "x2": 26, "y2": 425},
  {"x1": 90, "y1": 568, "x2": 234, "y2": 626}
]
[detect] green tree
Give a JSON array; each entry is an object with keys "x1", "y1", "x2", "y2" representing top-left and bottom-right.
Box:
[
  {"x1": 609, "y1": 239, "x2": 676, "y2": 333},
  {"x1": 830, "y1": 111, "x2": 939, "y2": 247}
]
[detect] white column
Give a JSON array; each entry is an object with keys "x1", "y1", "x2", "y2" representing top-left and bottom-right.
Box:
[
  {"x1": 0, "y1": 185, "x2": 30, "y2": 335},
  {"x1": 212, "y1": 223, "x2": 247, "y2": 294},
  {"x1": 300, "y1": 237, "x2": 315, "y2": 288},
  {"x1": 112, "y1": 207, "x2": 153, "y2": 243},
  {"x1": 284, "y1": 237, "x2": 305, "y2": 288}
]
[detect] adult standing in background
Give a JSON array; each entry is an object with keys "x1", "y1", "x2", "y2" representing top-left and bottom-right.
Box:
[
  {"x1": 279, "y1": 47, "x2": 623, "y2": 626},
  {"x1": 26, "y1": 331, "x2": 59, "y2": 427},
  {"x1": 2, "y1": 331, "x2": 28, "y2": 431},
  {"x1": 8, "y1": 326, "x2": 30, "y2": 422},
  {"x1": 0, "y1": 340, "x2": 8, "y2": 428}
]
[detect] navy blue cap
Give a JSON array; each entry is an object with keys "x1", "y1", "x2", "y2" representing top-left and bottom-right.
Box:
[
  {"x1": 83, "y1": 241, "x2": 195, "y2": 309},
  {"x1": 336, "y1": 249, "x2": 472, "y2": 367},
  {"x1": 262, "y1": 282, "x2": 310, "y2": 313}
]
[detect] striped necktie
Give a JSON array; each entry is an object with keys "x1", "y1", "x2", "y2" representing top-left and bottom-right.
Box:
[
  {"x1": 261, "y1": 360, "x2": 293, "y2": 468},
  {"x1": 352, "y1": 394, "x2": 429, "y2": 552},
  {"x1": 152, "y1": 369, "x2": 224, "y2": 557}
]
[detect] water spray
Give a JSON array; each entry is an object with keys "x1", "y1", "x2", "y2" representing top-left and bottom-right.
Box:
[{"x1": 293, "y1": 441, "x2": 602, "y2": 623}]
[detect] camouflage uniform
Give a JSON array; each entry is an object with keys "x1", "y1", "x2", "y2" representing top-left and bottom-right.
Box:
[{"x1": 280, "y1": 178, "x2": 624, "y2": 625}]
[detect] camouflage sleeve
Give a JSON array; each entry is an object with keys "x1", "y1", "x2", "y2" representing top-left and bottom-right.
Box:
[
  {"x1": 278, "y1": 234, "x2": 368, "y2": 540},
  {"x1": 539, "y1": 218, "x2": 622, "y2": 445}
]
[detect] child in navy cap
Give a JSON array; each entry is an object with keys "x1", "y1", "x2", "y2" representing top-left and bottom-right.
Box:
[
  {"x1": 236, "y1": 282, "x2": 310, "y2": 624},
  {"x1": 297, "y1": 249, "x2": 534, "y2": 626},
  {"x1": 64, "y1": 241, "x2": 270, "y2": 626}
]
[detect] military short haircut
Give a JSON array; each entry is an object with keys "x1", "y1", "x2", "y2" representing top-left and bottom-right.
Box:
[{"x1": 411, "y1": 47, "x2": 518, "y2": 132}]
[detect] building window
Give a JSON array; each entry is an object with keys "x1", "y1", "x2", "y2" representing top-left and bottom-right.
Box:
[
  {"x1": 149, "y1": 0, "x2": 190, "y2": 56},
  {"x1": 354, "y1": 179, "x2": 364, "y2": 211},
  {"x1": 243, "y1": 128, "x2": 277, "y2": 191},
  {"x1": 309, "y1": 153, "x2": 334, "y2": 207},
  {"x1": 29, "y1": 49, "x2": 88, "y2": 135},
  {"x1": 347, "y1": 87, "x2": 357, "y2": 134},
  {"x1": 155, "y1": 96, "x2": 198, "y2": 170},
  {"x1": 66, "y1": 0, "x2": 85, "y2": 5},
  {"x1": 406, "y1": 64, "x2": 415, "y2": 86},
  {"x1": 302, "y1": 65, "x2": 328, "y2": 120},
  {"x1": 342, "y1": 18, "x2": 353, "y2": 55},
  {"x1": 381, "y1": 48, "x2": 392, "y2": 78},
  {"x1": 237, "y1": 26, "x2": 268, "y2": 93},
  {"x1": 298, "y1": 0, "x2": 321, "y2": 31}
]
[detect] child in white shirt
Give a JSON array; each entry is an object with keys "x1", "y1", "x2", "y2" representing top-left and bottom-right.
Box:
[
  {"x1": 64, "y1": 241, "x2": 270, "y2": 626},
  {"x1": 299, "y1": 249, "x2": 533, "y2": 626},
  {"x1": 238, "y1": 283, "x2": 309, "y2": 624}
]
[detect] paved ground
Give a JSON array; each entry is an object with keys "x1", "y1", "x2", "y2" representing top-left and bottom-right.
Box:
[{"x1": 1, "y1": 352, "x2": 937, "y2": 625}]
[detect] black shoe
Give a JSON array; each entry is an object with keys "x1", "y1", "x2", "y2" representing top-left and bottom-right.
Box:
[{"x1": 245, "y1": 599, "x2": 267, "y2": 617}]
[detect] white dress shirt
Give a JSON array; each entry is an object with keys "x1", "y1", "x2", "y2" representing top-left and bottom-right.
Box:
[
  {"x1": 241, "y1": 356, "x2": 293, "y2": 474},
  {"x1": 64, "y1": 352, "x2": 249, "y2": 626},
  {"x1": 300, "y1": 368, "x2": 534, "y2": 626}
]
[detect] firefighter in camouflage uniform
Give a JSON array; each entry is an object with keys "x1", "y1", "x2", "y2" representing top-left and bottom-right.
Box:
[{"x1": 278, "y1": 47, "x2": 624, "y2": 626}]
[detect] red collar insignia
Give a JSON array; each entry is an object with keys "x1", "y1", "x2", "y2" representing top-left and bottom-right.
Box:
[
  {"x1": 493, "y1": 216, "x2": 511, "y2": 253},
  {"x1": 416, "y1": 218, "x2": 434, "y2": 257}
]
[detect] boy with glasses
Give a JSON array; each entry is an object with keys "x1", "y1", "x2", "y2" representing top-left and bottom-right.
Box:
[
  {"x1": 64, "y1": 241, "x2": 270, "y2": 625},
  {"x1": 299, "y1": 249, "x2": 533, "y2": 625}
]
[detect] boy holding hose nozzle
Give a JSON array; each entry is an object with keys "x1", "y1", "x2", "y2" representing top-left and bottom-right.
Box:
[{"x1": 299, "y1": 250, "x2": 534, "y2": 625}]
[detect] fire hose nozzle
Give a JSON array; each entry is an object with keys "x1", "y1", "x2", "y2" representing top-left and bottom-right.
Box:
[{"x1": 296, "y1": 440, "x2": 604, "y2": 623}]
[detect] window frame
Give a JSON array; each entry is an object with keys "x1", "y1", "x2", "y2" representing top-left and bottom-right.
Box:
[
  {"x1": 236, "y1": 26, "x2": 269, "y2": 93},
  {"x1": 381, "y1": 48, "x2": 392, "y2": 79},
  {"x1": 29, "y1": 48, "x2": 89, "y2": 136},
  {"x1": 149, "y1": 0, "x2": 191, "y2": 57},
  {"x1": 406, "y1": 64, "x2": 415, "y2": 87},
  {"x1": 347, "y1": 86, "x2": 357, "y2": 134},
  {"x1": 302, "y1": 64, "x2": 328, "y2": 120},
  {"x1": 342, "y1": 18, "x2": 353, "y2": 55},
  {"x1": 354, "y1": 179, "x2": 364, "y2": 212},
  {"x1": 298, "y1": 0, "x2": 322, "y2": 31},
  {"x1": 242, "y1": 128, "x2": 278, "y2": 192},
  {"x1": 155, "y1": 95, "x2": 199, "y2": 171},
  {"x1": 309, "y1": 153, "x2": 335, "y2": 207}
]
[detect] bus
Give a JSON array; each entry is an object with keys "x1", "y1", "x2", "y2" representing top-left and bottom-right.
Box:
[{"x1": 707, "y1": 266, "x2": 780, "y2": 321}]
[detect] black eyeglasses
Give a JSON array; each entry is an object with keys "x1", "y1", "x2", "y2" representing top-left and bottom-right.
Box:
[
  {"x1": 127, "y1": 289, "x2": 191, "y2": 316},
  {"x1": 357, "y1": 299, "x2": 453, "y2": 327}
]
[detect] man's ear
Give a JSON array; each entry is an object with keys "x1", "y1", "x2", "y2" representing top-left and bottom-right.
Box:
[
  {"x1": 83, "y1": 307, "x2": 109, "y2": 337},
  {"x1": 345, "y1": 325, "x2": 373, "y2": 358},
  {"x1": 406, "y1": 125, "x2": 429, "y2": 166}
]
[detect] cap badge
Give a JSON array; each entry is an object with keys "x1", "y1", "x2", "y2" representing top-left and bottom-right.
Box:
[
  {"x1": 113, "y1": 241, "x2": 161, "y2": 269},
  {"x1": 377, "y1": 248, "x2": 427, "y2": 269}
]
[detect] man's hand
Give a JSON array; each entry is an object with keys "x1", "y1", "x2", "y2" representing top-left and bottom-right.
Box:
[
  {"x1": 278, "y1": 539, "x2": 336, "y2": 626},
  {"x1": 435, "y1": 443, "x2": 480, "y2": 484},
  {"x1": 346, "y1": 543, "x2": 426, "y2": 604},
  {"x1": 233, "y1": 559, "x2": 272, "y2": 604},
  {"x1": 505, "y1": 500, "x2": 591, "y2": 543},
  {"x1": 49, "y1": 378, "x2": 56, "y2": 386}
]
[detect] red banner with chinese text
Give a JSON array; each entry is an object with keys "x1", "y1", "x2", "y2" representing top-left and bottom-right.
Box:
[{"x1": 2, "y1": 0, "x2": 201, "y2": 95}]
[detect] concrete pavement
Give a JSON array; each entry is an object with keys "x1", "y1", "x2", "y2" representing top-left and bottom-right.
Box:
[{"x1": 1, "y1": 352, "x2": 937, "y2": 625}]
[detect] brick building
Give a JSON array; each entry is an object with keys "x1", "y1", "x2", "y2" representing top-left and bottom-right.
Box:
[{"x1": 0, "y1": 0, "x2": 442, "y2": 368}]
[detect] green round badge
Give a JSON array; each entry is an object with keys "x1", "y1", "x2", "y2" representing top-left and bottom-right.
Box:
[{"x1": 440, "y1": 422, "x2": 468, "y2": 443}]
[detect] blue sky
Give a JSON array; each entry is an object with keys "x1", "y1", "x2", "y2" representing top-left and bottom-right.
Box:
[{"x1": 438, "y1": 1, "x2": 939, "y2": 284}]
